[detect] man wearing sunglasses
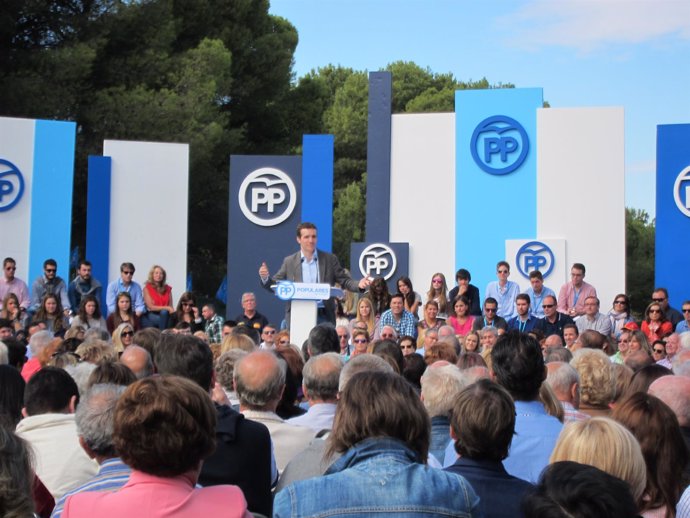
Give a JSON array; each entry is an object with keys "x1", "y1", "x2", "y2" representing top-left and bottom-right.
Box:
[
  {"x1": 105, "y1": 262, "x2": 146, "y2": 317},
  {"x1": 484, "y1": 261, "x2": 520, "y2": 320},
  {"x1": 534, "y1": 295, "x2": 574, "y2": 339},
  {"x1": 0, "y1": 257, "x2": 30, "y2": 311},
  {"x1": 652, "y1": 288, "x2": 684, "y2": 329},
  {"x1": 30, "y1": 258, "x2": 71, "y2": 316}
]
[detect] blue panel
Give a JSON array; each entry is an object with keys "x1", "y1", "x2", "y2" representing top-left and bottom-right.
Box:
[
  {"x1": 302, "y1": 135, "x2": 334, "y2": 252},
  {"x1": 655, "y1": 124, "x2": 690, "y2": 309},
  {"x1": 29, "y1": 120, "x2": 76, "y2": 283},
  {"x1": 86, "y1": 156, "x2": 112, "y2": 310},
  {"x1": 365, "y1": 71, "x2": 392, "y2": 242},
  {"x1": 455, "y1": 88, "x2": 543, "y2": 301},
  {"x1": 227, "y1": 155, "x2": 302, "y2": 323}
]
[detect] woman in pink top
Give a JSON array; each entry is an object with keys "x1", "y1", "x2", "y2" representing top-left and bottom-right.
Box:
[
  {"x1": 63, "y1": 376, "x2": 251, "y2": 518},
  {"x1": 447, "y1": 295, "x2": 475, "y2": 338}
]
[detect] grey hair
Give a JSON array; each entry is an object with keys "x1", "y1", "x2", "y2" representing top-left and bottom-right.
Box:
[
  {"x1": 76, "y1": 383, "x2": 126, "y2": 457},
  {"x1": 381, "y1": 326, "x2": 398, "y2": 339},
  {"x1": 420, "y1": 364, "x2": 468, "y2": 418},
  {"x1": 481, "y1": 327, "x2": 499, "y2": 337},
  {"x1": 65, "y1": 362, "x2": 97, "y2": 398},
  {"x1": 438, "y1": 325, "x2": 456, "y2": 337},
  {"x1": 546, "y1": 361, "x2": 580, "y2": 399},
  {"x1": 424, "y1": 327, "x2": 439, "y2": 337},
  {"x1": 29, "y1": 330, "x2": 54, "y2": 356},
  {"x1": 338, "y1": 354, "x2": 394, "y2": 392},
  {"x1": 302, "y1": 352, "x2": 343, "y2": 401},
  {"x1": 215, "y1": 349, "x2": 248, "y2": 391},
  {"x1": 679, "y1": 331, "x2": 690, "y2": 350},
  {"x1": 234, "y1": 352, "x2": 286, "y2": 409},
  {"x1": 545, "y1": 347, "x2": 573, "y2": 363},
  {"x1": 0, "y1": 341, "x2": 7, "y2": 365}
]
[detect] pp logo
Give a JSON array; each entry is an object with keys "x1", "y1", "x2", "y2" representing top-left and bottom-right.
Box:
[
  {"x1": 238, "y1": 167, "x2": 296, "y2": 226},
  {"x1": 673, "y1": 165, "x2": 690, "y2": 218},
  {"x1": 516, "y1": 241, "x2": 555, "y2": 280},
  {"x1": 470, "y1": 115, "x2": 529, "y2": 175},
  {"x1": 0, "y1": 158, "x2": 25, "y2": 212},
  {"x1": 276, "y1": 281, "x2": 296, "y2": 301},
  {"x1": 359, "y1": 244, "x2": 397, "y2": 280}
]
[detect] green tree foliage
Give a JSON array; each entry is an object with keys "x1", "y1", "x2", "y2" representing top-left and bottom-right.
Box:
[
  {"x1": 3, "y1": 4, "x2": 578, "y2": 294},
  {"x1": 625, "y1": 208, "x2": 655, "y2": 318},
  {"x1": 333, "y1": 176, "x2": 366, "y2": 265}
]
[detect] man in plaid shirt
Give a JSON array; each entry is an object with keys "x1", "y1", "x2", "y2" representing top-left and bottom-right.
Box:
[{"x1": 202, "y1": 303, "x2": 225, "y2": 343}]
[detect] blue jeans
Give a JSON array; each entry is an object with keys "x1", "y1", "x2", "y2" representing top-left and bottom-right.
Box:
[{"x1": 141, "y1": 309, "x2": 170, "y2": 330}]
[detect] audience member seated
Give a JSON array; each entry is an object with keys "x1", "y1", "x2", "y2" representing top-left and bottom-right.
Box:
[
  {"x1": 33, "y1": 294, "x2": 69, "y2": 338},
  {"x1": 120, "y1": 345, "x2": 155, "y2": 379},
  {"x1": 545, "y1": 362, "x2": 589, "y2": 422},
  {"x1": 15, "y1": 367, "x2": 98, "y2": 499},
  {"x1": 62, "y1": 376, "x2": 252, "y2": 518},
  {"x1": 140, "y1": 265, "x2": 174, "y2": 331},
  {"x1": 168, "y1": 292, "x2": 204, "y2": 333},
  {"x1": 613, "y1": 392, "x2": 689, "y2": 518},
  {"x1": 488, "y1": 331, "x2": 563, "y2": 483},
  {"x1": 570, "y1": 348, "x2": 614, "y2": 417},
  {"x1": 154, "y1": 333, "x2": 272, "y2": 516},
  {"x1": 549, "y1": 417, "x2": 646, "y2": 505},
  {"x1": 273, "y1": 371, "x2": 480, "y2": 517},
  {"x1": 522, "y1": 461, "x2": 640, "y2": 518},
  {"x1": 641, "y1": 301, "x2": 673, "y2": 344},
  {"x1": 234, "y1": 351, "x2": 314, "y2": 475},
  {"x1": 20, "y1": 331, "x2": 60, "y2": 382},
  {"x1": 105, "y1": 292, "x2": 140, "y2": 335},
  {"x1": 420, "y1": 363, "x2": 467, "y2": 463},
  {"x1": 70, "y1": 295, "x2": 107, "y2": 333},
  {"x1": 445, "y1": 379, "x2": 535, "y2": 518},
  {"x1": 51, "y1": 384, "x2": 130, "y2": 518},
  {"x1": 287, "y1": 352, "x2": 342, "y2": 432}
]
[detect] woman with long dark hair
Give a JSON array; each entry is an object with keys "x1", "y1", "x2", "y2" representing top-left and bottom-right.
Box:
[{"x1": 396, "y1": 276, "x2": 421, "y2": 320}]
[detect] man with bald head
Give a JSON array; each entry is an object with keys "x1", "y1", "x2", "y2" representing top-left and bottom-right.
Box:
[
  {"x1": 119, "y1": 345, "x2": 154, "y2": 379},
  {"x1": 234, "y1": 350, "x2": 315, "y2": 473},
  {"x1": 649, "y1": 375, "x2": 690, "y2": 477}
]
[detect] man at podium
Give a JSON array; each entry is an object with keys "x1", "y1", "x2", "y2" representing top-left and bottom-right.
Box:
[{"x1": 259, "y1": 222, "x2": 370, "y2": 326}]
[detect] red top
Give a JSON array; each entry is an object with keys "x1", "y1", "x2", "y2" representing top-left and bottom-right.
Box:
[{"x1": 144, "y1": 283, "x2": 172, "y2": 307}]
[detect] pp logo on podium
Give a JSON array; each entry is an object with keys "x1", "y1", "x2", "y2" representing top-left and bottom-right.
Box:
[
  {"x1": 674, "y1": 165, "x2": 690, "y2": 218},
  {"x1": 471, "y1": 116, "x2": 529, "y2": 175},
  {"x1": 0, "y1": 159, "x2": 25, "y2": 212},
  {"x1": 516, "y1": 241, "x2": 555, "y2": 280},
  {"x1": 239, "y1": 167, "x2": 296, "y2": 226},
  {"x1": 276, "y1": 281, "x2": 296, "y2": 301},
  {"x1": 359, "y1": 244, "x2": 397, "y2": 280}
]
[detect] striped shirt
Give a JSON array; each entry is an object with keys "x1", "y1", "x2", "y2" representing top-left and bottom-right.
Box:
[{"x1": 51, "y1": 458, "x2": 131, "y2": 518}]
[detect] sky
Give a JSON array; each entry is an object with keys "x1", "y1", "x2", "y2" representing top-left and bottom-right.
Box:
[{"x1": 269, "y1": 0, "x2": 690, "y2": 218}]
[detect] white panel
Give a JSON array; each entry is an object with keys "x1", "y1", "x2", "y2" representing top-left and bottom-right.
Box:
[
  {"x1": 390, "y1": 113, "x2": 456, "y2": 293},
  {"x1": 506, "y1": 239, "x2": 567, "y2": 291},
  {"x1": 104, "y1": 140, "x2": 189, "y2": 301},
  {"x1": 0, "y1": 117, "x2": 36, "y2": 281},
  {"x1": 537, "y1": 107, "x2": 625, "y2": 310}
]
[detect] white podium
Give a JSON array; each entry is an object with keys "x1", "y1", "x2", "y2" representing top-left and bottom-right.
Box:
[{"x1": 273, "y1": 281, "x2": 343, "y2": 349}]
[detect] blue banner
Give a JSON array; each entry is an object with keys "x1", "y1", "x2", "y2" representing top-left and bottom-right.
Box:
[{"x1": 656, "y1": 124, "x2": 690, "y2": 309}]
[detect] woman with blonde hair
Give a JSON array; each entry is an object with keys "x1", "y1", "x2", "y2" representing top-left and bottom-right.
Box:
[
  {"x1": 570, "y1": 348, "x2": 614, "y2": 417},
  {"x1": 112, "y1": 322, "x2": 135, "y2": 354},
  {"x1": 426, "y1": 272, "x2": 449, "y2": 318},
  {"x1": 550, "y1": 417, "x2": 647, "y2": 504},
  {"x1": 142, "y1": 265, "x2": 174, "y2": 330},
  {"x1": 0, "y1": 293, "x2": 25, "y2": 334},
  {"x1": 220, "y1": 333, "x2": 255, "y2": 354},
  {"x1": 350, "y1": 297, "x2": 376, "y2": 337}
]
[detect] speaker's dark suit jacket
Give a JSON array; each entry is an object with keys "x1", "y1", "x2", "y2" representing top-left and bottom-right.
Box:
[{"x1": 261, "y1": 250, "x2": 359, "y2": 326}]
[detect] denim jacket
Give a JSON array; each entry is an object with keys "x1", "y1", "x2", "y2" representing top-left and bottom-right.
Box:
[{"x1": 273, "y1": 437, "x2": 481, "y2": 518}]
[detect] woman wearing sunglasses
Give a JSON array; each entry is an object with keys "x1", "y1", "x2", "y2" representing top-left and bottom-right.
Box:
[{"x1": 641, "y1": 302, "x2": 672, "y2": 344}]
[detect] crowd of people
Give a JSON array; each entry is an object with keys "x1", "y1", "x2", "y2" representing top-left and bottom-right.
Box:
[{"x1": 1, "y1": 249, "x2": 690, "y2": 518}]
